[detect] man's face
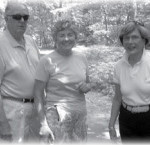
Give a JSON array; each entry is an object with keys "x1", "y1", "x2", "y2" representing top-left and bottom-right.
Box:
[
  {"x1": 6, "y1": 4, "x2": 29, "y2": 36},
  {"x1": 122, "y1": 29, "x2": 145, "y2": 56}
]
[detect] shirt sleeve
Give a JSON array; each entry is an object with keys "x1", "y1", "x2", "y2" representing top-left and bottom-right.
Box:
[
  {"x1": 0, "y1": 53, "x2": 11, "y2": 134},
  {"x1": 27, "y1": 35, "x2": 40, "y2": 60},
  {"x1": 0, "y1": 53, "x2": 5, "y2": 85},
  {"x1": 83, "y1": 55, "x2": 90, "y2": 82},
  {"x1": 35, "y1": 57, "x2": 50, "y2": 82}
]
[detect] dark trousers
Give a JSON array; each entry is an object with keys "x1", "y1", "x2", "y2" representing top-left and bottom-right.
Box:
[{"x1": 119, "y1": 104, "x2": 150, "y2": 143}]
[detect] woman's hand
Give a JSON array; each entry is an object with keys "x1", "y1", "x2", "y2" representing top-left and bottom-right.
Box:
[
  {"x1": 109, "y1": 127, "x2": 117, "y2": 141},
  {"x1": 76, "y1": 82, "x2": 92, "y2": 93},
  {"x1": 40, "y1": 125, "x2": 55, "y2": 143}
]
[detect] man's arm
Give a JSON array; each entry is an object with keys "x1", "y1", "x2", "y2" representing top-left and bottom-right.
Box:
[
  {"x1": 0, "y1": 54, "x2": 12, "y2": 139},
  {"x1": 34, "y1": 80, "x2": 54, "y2": 142}
]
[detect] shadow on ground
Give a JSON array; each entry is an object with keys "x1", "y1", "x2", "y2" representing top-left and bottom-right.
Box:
[{"x1": 29, "y1": 91, "x2": 121, "y2": 143}]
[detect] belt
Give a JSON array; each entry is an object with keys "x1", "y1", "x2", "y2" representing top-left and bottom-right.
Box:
[
  {"x1": 2, "y1": 96, "x2": 34, "y2": 103},
  {"x1": 122, "y1": 102, "x2": 150, "y2": 113}
]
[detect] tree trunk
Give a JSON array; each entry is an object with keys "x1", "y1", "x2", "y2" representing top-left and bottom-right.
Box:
[{"x1": 133, "y1": 0, "x2": 137, "y2": 19}]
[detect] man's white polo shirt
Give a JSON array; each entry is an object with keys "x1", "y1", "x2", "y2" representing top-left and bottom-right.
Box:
[{"x1": 0, "y1": 29, "x2": 39, "y2": 99}]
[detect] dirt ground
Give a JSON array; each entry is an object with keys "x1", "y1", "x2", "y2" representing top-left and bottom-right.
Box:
[
  {"x1": 86, "y1": 91, "x2": 120, "y2": 144},
  {"x1": 23, "y1": 91, "x2": 121, "y2": 144}
]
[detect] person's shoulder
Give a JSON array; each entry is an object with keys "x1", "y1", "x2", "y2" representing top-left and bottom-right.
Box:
[
  {"x1": 40, "y1": 50, "x2": 55, "y2": 60},
  {"x1": 39, "y1": 50, "x2": 57, "y2": 67},
  {"x1": 0, "y1": 31, "x2": 8, "y2": 51},
  {"x1": 72, "y1": 51, "x2": 88, "y2": 64},
  {"x1": 116, "y1": 57, "x2": 124, "y2": 64},
  {"x1": 0, "y1": 31, "x2": 7, "y2": 42},
  {"x1": 143, "y1": 50, "x2": 150, "y2": 64},
  {"x1": 143, "y1": 50, "x2": 150, "y2": 60},
  {"x1": 145, "y1": 49, "x2": 150, "y2": 57},
  {"x1": 38, "y1": 54, "x2": 49, "y2": 66},
  {"x1": 24, "y1": 34, "x2": 34, "y2": 41},
  {"x1": 72, "y1": 49, "x2": 86, "y2": 59},
  {"x1": 0, "y1": 31, "x2": 4, "y2": 37},
  {"x1": 114, "y1": 56, "x2": 125, "y2": 69}
]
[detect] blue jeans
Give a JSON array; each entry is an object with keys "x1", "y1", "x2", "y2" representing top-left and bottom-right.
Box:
[{"x1": 119, "y1": 104, "x2": 150, "y2": 143}]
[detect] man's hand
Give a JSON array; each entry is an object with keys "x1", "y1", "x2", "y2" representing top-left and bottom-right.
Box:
[{"x1": 40, "y1": 125, "x2": 55, "y2": 143}]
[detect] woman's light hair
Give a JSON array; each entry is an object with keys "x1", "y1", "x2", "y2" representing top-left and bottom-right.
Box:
[{"x1": 52, "y1": 20, "x2": 78, "y2": 42}]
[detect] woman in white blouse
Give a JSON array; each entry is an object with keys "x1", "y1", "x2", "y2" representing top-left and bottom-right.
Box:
[{"x1": 109, "y1": 21, "x2": 150, "y2": 143}]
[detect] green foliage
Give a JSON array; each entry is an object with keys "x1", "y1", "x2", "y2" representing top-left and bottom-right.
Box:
[
  {"x1": 26, "y1": 1, "x2": 55, "y2": 49},
  {"x1": 0, "y1": 0, "x2": 150, "y2": 48},
  {"x1": 0, "y1": 0, "x2": 147, "y2": 48},
  {"x1": 84, "y1": 45, "x2": 124, "y2": 97},
  {"x1": 18, "y1": 1, "x2": 149, "y2": 48}
]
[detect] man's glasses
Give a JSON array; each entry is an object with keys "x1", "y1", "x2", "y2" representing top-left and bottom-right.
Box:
[{"x1": 8, "y1": 14, "x2": 29, "y2": 21}]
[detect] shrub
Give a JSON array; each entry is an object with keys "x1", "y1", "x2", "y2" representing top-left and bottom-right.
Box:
[{"x1": 84, "y1": 45, "x2": 124, "y2": 97}]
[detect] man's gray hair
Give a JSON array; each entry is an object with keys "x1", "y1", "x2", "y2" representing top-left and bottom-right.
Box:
[{"x1": 5, "y1": 0, "x2": 28, "y2": 16}]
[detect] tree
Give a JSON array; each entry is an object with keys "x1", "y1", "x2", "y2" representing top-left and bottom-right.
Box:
[{"x1": 26, "y1": 1, "x2": 55, "y2": 49}]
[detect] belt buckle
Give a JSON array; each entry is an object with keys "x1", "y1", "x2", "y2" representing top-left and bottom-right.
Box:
[
  {"x1": 23, "y1": 98, "x2": 25, "y2": 103},
  {"x1": 136, "y1": 107, "x2": 139, "y2": 113},
  {"x1": 127, "y1": 106, "x2": 132, "y2": 112},
  {"x1": 132, "y1": 106, "x2": 149, "y2": 113},
  {"x1": 132, "y1": 106, "x2": 139, "y2": 113}
]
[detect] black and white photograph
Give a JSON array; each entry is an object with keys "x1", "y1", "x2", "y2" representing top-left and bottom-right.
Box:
[{"x1": 0, "y1": 0, "x2": 150, "y2": 144}]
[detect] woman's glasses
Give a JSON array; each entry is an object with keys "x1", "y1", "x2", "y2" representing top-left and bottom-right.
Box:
[
  {"x1": 8, "y1": 14, "x2": 29, "y2": 21},
  {"x1": 126, "y1": 20, "x2": 144, "y2": 26}
]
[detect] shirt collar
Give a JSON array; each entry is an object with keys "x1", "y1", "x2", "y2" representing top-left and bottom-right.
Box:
[
  {"x1": 4, "y1": 29, "x2": 25, "y2": 48},
  {"x1": 122, "y1": 48, "x2": 146, "y2": 65}
]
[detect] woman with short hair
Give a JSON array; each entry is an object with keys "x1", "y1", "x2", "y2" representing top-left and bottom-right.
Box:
[
  {"x1": 109, "y1": 21, "x2": 150, "y2": 143},
  {"x1": 34, "y1": 20, "x2": 93, "y2": 143}
]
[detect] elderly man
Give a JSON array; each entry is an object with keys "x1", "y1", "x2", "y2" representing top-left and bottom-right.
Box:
[{"x1": 0, "y1": 1, "x2": 39, "y2": 142}]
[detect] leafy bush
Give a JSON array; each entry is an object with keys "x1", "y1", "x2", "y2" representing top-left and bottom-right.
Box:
[{"x1": 84, "y1": 45, "x2": 124, "y2": 97}]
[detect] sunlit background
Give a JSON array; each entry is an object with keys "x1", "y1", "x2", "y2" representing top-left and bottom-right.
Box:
[{"x1": 0, "y1": 0, "x2": 141, "y2": 11}]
